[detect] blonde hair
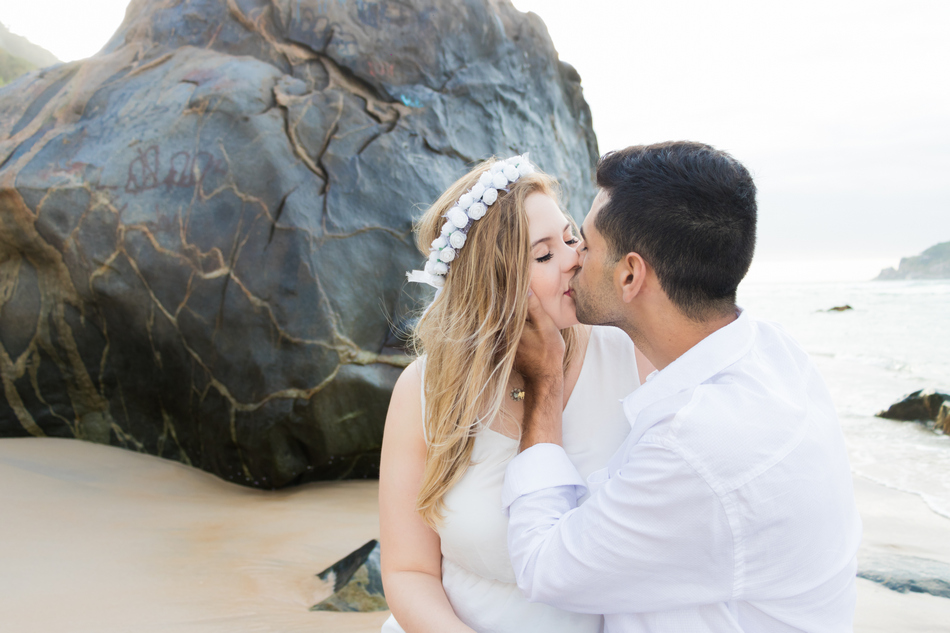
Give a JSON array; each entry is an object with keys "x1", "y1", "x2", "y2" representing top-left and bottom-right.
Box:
[{"x1": 412, "y1": 158, "x2": 581, "y2": 529}]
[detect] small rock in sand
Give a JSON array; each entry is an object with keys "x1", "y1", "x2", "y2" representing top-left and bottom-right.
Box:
[{"x1": 312, "y1": 539, "x2": 387, "y2": 613}]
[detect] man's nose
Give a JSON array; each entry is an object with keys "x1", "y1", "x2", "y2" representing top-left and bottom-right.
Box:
[
  {"x1": 564, "y1": 245, "x2": 580, "y2": 271},
  {"x1": 574, "y1": 243, "x2": 586, "y2": 268}
]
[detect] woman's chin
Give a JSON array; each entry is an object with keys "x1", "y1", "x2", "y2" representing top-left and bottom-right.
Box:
[{"x1": 554, "y1": 309, "x2": 580, "y2": 330}]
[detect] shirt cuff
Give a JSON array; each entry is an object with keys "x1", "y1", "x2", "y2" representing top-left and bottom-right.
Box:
[{"x1": 501, "y1": 443, "x2": 587, "y2": 512}]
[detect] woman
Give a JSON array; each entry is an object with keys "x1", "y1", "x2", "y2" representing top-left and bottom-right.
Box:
[{"x1": 379, "y1": 155, "x2": 652, "y2": 633}]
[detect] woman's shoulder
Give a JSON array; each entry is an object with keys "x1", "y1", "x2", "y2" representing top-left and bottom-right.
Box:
[
  {"x1": 584, "y1": 325, "x2": 642, "y2": 388},
  {"x1": 384, "y1": 358, "x2": 426, "y2": 446},
  {"x1": 395, "y1": 358, "x2": 423, "y2": 389},
  {"x1": 589, "y1": 325, "x2": 636, "y2": 353},
  {"x1": 589, "y1": 326, "x2": 656, "y2": 386},
  {"x1": 390, "y1": 359, "x2": 424, "y2": 419}
]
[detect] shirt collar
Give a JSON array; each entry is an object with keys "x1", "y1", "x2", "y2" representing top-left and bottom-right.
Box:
[{"x1": 622, "y1": 309, "x2": 755, "y2": 429}]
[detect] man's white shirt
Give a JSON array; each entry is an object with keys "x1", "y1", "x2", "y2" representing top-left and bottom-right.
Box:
[{"x1": 502, "y1": 311, "x2": 862, "y2": 632}]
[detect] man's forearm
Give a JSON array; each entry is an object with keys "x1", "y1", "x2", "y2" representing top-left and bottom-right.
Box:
[{"x1": 519, "y1": 375, "x2": 563, "y2": 452}]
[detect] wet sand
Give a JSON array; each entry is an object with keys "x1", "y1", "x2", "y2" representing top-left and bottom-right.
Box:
[
  {"x1": 2, "y1": 437, "x2": 949, "y2": 632},
  {"x1": 853, "y1": 476, "x2": 950, "y2": 631}
]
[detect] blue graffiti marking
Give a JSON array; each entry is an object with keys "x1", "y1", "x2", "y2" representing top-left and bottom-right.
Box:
[{"x1": 399, "y1": 95, "x2": 423, "y2": 108}]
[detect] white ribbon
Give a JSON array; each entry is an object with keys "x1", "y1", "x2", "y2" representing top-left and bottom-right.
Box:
[{"x1": 407, "y1": 270, "x2": 444, "y2": 289}]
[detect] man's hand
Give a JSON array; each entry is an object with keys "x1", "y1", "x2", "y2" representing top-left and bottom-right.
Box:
[
  {"x1": 515, "y1": 294, "x2": 564, "y2": 452},
  {"x1": 514, "y1": 294, "x2": 565, "y2": 386}
]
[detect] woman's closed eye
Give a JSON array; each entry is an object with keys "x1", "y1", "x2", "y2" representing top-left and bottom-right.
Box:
[{"x1": 535, "y1": 236, "x2": 579, "y2": 263}]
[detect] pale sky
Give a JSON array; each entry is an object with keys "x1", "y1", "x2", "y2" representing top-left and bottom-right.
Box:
[
  {"x1": 4, "y1": 0, "x2": 949, "y2": 278},
  {"x1": 511, "y1": 0, "x2": 950, "y2": 275},
  {"x1": 3, "y1": 0, "x2": 130, "y2": 61}
]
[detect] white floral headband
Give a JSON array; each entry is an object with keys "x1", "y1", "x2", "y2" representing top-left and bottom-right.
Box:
[{"x1": 407, "y1": 154, "x2": 535, "y2": 289}]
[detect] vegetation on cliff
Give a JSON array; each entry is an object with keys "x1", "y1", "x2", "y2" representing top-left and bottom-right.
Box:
[
  {"x1": 0, "y1": 22, "x2": 59, "y2": 66},
  {"x1": 876, "y1": 241, "x2": 950, "y2": 280},
  {"x1": 0, "y1": 48, "x2": 36, "y2": 86},
  {"x1": 0, "y1": 22, "x2": 60, "y2": 86}
]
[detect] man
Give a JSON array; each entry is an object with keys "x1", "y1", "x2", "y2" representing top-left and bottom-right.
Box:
[{"x1": 504, "y1": 142, "x2": 861, "y2": 631}]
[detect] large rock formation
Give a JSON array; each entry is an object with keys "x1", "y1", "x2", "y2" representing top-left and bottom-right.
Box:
[
  {"x1": 876, "y1": 241, "x2": 950, "y2": 280},
  {"x1": 0, "y1": 0, "x2": 599, "y2": 487}
]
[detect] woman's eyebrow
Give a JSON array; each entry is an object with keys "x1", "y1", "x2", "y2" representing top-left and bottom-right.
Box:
[{"x1": 531, "y1": 225, "x2": 573, "y2": 248}]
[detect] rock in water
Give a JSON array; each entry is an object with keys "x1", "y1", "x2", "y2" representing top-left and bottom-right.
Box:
[
  {"x1": 0, "y1": 0, "x2": 599, "y2": 486},
  {"x1": 936, "y1": 401, "x2": 950, "y2": 434},
  {"x1": 858, "y1": 551, "x2": 950, "y2": 599},
  {"x1": 876, "y1": 389, "x2": 950, "y2": 422},
  {"x1": 312, "y1": 539, "x2": 387, "y2": 612}
]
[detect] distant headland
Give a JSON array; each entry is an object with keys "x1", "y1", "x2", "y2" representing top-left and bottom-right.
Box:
[{"x1": 876, "y1": 241, "x2": 950, "y2": 280}]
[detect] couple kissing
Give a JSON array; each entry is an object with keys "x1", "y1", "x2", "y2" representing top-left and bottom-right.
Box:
[{"x1": 379, "y1": 142, "x2": 860, "y2": 633}]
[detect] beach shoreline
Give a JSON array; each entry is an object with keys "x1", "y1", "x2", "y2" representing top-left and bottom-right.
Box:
[{"x1": 2, "y1": 436, "x2": 950, "y2": 632}]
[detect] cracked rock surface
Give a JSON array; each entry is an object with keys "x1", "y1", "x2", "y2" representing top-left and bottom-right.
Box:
[{"x1": 0, "y1": 0, "x2": 599, "y2": 487}]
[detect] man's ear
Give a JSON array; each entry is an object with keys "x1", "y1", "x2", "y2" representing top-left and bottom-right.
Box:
[{"x1": 616, "y1": 252, "x2": 647, "y2": 303}]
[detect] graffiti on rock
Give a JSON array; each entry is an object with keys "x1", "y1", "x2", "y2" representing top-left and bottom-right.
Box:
[{"x1": 124, "y1": 145, "x2": 227, "y2": 195}]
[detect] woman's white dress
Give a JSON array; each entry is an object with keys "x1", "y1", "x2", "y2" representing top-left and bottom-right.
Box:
[{"x1": 382, "y1": 326, "x2": 640, "y2": 633}]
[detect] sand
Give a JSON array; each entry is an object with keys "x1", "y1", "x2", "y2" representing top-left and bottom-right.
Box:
[
  {"x1": 852, "y1": 476, "x2": 950, "y2": 631},
  {"x1": 2, "y1": 437, "x2": 949, "y2": 632},
  {"x1": 0, "y1": 437, "x2": 389, "y2": 633}
]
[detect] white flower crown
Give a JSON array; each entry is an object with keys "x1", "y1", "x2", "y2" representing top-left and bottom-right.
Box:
[{"x1": 407, "y1": 154, "x2": 535, "y2": 289}]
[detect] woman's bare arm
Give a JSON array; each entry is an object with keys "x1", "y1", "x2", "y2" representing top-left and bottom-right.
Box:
[{"x1": 379, "y1": 361, "x2": 475, "y2": 633}]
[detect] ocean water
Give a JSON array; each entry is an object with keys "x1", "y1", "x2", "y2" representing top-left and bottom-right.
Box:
[{"x1": 737, "y1": 277, "x2": 950, "y2": 518}]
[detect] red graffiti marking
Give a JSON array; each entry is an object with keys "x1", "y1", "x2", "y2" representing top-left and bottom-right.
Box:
[
  {"x1": 125, "y1": 146, "x2": 160, "y2": 193},
  {"x1": 367, "y1": 59, "x2": 394, "y2": 79},
  {"x1": 124, "y1": 145, "x2": 226, "y2": 195}
]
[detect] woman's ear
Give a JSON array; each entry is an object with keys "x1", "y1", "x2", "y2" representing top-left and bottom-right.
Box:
[{"x1": 617, "y1": 252, "x2": 648, "y2": 303}]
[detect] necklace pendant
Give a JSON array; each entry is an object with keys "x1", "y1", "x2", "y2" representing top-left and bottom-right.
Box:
[{"x1": 510, "y1": 388, "x2": 525, "y2": 402}]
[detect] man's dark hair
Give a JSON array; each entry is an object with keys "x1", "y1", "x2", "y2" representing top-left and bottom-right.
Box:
[{"x1": 594, "y1": 141, "x2": 757, "y2": 320}]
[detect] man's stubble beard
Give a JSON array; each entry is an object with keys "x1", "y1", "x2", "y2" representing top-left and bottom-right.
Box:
[
  {"x1": 571, "y1": 288, "x2": 599, "y2": 326},
  {"x1": 572, "y1": 269, "x2": 621, "y2": 328}
]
